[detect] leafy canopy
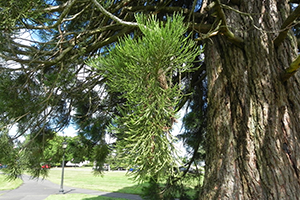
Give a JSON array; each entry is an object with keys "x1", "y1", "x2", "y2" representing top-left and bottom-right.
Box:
[{"x1": 87, "y1": 13, "x2": 201, "y2": 181}]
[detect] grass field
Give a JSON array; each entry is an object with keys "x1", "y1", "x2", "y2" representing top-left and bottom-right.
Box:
[
  {"x1": 46, "y1": 167, "x2": 200, "y2": 199},
  {"x1": 1, "y1": 167, "x2": 200, "y2": 200},
  {"x1": 0, "y1": 173, "x2": 23, "y2": 190},
  {"x1": 47, "y1": 168, "x2": 146, "y2": 195}
]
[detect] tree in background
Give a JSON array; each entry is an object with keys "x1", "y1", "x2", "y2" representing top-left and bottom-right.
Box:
[
  {"x1": 0, "y1": 128, "x2": 20, "y2": 179},
  {"x1": 27, "y1": 134, "x2": 94, "y2": 168},
  {"x1": 1, "y1": 0, "x2": 300, "y2": 199}
]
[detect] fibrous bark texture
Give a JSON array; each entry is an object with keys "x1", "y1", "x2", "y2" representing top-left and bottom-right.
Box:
[{"x1": 201, "y1": 0, "x2": 300, "y2": 199}]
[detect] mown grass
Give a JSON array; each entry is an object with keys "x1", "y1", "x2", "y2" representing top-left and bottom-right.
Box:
[
  {"x1": 0, "y1": 172, "x2": 23, "y2": 190},
  {"x1": 47, "y1": 167, "x2": 202, "y2": 199},
  {"x1": 45, "y1": 193, "x2": 130, "y2": 200},
  {"x1": 47, "y1": 168, "x2": 145, "y2": 195},
  {"x1": 1, "y1": 167, "x2": 201, "y2": 199}
]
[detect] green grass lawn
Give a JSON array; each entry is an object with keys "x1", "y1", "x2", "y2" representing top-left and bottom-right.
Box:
[
  {"x1": 1, "y1": 167, "x2": 200, "y2": 199},
  {"x1": 0, "y1": 173, "x2": 23, "y2": 190},
  {"x1": 45, "y1": 193, "x2": 130, "y2": 200},
  {"x1": 47, "y1": 168, "x2": 145, "y2": 195},
  {"x1": 46, "y1": 168, "x2": 201, "y2": 199}
]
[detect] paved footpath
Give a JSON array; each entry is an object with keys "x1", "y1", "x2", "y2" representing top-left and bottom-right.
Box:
[{"x1": 0, "y1": 174, "x2": 142, "y2": 200}]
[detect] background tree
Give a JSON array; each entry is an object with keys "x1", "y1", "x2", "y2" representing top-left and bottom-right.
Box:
[
  {"x1": 1, "y1": 0, "x2": 300, "y2": 199},
  {"x1": 32, "y1": 134, "x2": 94, "y2": 166},
  {"x1": 0, "y1": 127, "x2": 20, "y2": 179},
  {"x1": 178, "y1": 63, "x2": 207, "y2": 173}
]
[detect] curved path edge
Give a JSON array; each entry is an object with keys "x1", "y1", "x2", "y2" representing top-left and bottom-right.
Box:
[{"x1": 0, "y1": 174, "x2": 142, "y2": 200}]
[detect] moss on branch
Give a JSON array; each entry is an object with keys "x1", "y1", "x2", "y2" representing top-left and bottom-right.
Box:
[{"x1": 281, "y1": 55, "x2": 300, "y2": 82}]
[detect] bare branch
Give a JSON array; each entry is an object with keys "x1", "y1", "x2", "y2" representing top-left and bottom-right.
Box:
[
  {"x1": 25, "y1": 0, "x2": 78, "y2": 30},
  {"x1": 36, "y1": 1, "x2": 69, "y2": 12},
  {"x1": 91, "y1": 0, "x2": 138, "y2": 27},
  {"x1": 289, "y1": 0, "x2": 300, "y2": 3},
  {"x1": 281, "y1": 54, "x2": 300, "y2": 82},
  {"x1": 83, "y1": 24, "x2": 123, "y2": 36},
  {"x1": 0, "y1": 44, "x2": 74, "y2": 67},
  {"x1": 188, "y1": 0, "x2": 198, "y2": 22},
  {"x1": 214, "y1": 0, "x2": 244, "y2": 48},
  {"x1": 85, "y1": 26, "x2": 134, "y2": 54},
  {"x1": 61, "y1": 3, "x2": 91, "y2": 24},
  {"x1": 190, "y1": 23, "x2": 212, "y2": 34},
  {"x1": 274, "y1": 5, "x2": 300, "y2": 48}
]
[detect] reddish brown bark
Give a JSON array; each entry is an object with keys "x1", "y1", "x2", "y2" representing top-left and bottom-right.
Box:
[{"x1": 200, "y1": 0, "x2": 300, "y2": 199}]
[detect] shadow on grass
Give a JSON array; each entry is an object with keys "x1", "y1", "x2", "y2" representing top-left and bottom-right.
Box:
[
  {"x1": 81, "y1": 184, "x2": 148, "y2": 200},
  {"x1": 81, "y1": 182, "x2": 198, "y2": 200}
]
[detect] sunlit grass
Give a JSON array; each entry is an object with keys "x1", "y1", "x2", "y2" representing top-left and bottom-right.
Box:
[
  {"x1": 1, "y1": 167, "x2": 201, "y2": 199},
  {"x1": 0, "y1": 172, "x2": 23, "y2": 190},
  {"x1": 45, "y1": 193, "x2": 131, "y2": 200},
  {"x1": 47, "y1": 168, "x2": 145, "y2": 195}
]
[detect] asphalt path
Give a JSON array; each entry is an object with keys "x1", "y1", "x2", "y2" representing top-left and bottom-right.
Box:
[{"x1": 0, "y1": 174, "x2": 142, "y2": 200}]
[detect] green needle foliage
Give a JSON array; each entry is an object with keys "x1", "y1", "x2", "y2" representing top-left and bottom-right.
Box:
[{"x1": 87, "y1": 13, "x2": 202, "y2": 181}]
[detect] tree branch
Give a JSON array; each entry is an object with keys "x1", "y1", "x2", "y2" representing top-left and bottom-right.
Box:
[
  {"x1": 91, "y1": 0, "x2": 138, "y2": 27},
  {"x1": 124, "y1": 5, "x2": 182, "y2": 13},
  {"x1": 190, "y1": 23, "x2": 212, "y2": 34},
  {"x1": 281, "y1": 54, "x2": 300, "y2": 82},
  {"x1": 24, "y1": 0, "x2": 78, "y2": 30},
  {"x1": 289, "y1": 0, "x2": 300, "y2": 3},
  {"x1": 214, "y1": 0, "x2": 244, "y2": 48},
  {"x1": 0, "y1": 44, "x2": 74, "y2": 67},
  {"x1": 35, "y1": 1, "x2": 70, "y2": 12},
  {"x1": 85, "y1": 26, "x2": 134, "y2": 54},
  {"x1": 274, "y1": 5, "x2": 300, "y2": 48}
]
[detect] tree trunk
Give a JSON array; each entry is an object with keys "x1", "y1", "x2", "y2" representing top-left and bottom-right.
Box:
[{"x1": 200, "y1": 1, "x2": 300, "y2": 199}]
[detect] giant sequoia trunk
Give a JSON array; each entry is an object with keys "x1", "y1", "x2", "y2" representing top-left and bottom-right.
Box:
[{"x1": 201, "y1": 1, "x2": 300, "y2": 199}]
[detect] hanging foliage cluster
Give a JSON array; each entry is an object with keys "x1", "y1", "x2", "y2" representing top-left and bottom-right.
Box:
[{"x1": 89, "y1": 13, "x2": 201, "y2": 180}]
